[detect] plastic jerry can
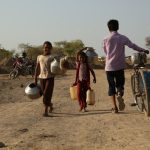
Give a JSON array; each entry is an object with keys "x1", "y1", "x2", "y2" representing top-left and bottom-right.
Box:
[
  {"x1": 70, "y1": 85, "x2": 77, "y2": 100},
  {"x1": 86, "y1": 89, "x2": 95, "y2": 105}
]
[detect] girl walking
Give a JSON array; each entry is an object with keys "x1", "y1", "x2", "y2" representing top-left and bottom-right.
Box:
[{"x1": 73, "y1": 51, "x2": 96, "y2": 112}]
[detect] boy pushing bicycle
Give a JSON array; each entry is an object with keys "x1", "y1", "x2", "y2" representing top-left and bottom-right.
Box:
[{"x1": 102, "y1": 19, "x2": 149, "y2": 113}]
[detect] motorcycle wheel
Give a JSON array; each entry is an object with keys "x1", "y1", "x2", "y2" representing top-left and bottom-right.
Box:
[{"x1": 9, "y1": 70, "x2": 18, "y2": 79}]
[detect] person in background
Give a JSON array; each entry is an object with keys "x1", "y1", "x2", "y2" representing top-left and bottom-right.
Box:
[
  {"x1": 34, "y1": 41, "x2": 54, "y2": 117},
  {"x1": 103, "y1": 19, "x2": 149, "y2": 113},
  {"x1": 13, "y1": 57, "x2": 23, "y2": 69}
]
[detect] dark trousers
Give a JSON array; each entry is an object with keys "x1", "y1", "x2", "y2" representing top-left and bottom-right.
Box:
[
  {"x1": 40, "y1": 77, "x2": 54, "y2": 106},
  {"x1": 106, "y1": 70, "x2": 125, "y2": 96}
]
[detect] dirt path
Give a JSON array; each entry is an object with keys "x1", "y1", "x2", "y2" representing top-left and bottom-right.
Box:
[{"x1": 0, "y1": 70, "x2": 150, "y2": 150}]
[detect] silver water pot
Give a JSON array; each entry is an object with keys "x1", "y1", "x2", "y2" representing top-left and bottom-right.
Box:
[
  {"x1": 131, "y1": 52, "x2": 147, "y2": 65},
  {"x1": 25, "y1": 83, "x2": 42, "y2": 99},
  {"x1": 84, "y1": 47, "x2": 99, "y2": 65},
  {"x1": 51, "y1": 57, "x2": 68, "y2": 75}
]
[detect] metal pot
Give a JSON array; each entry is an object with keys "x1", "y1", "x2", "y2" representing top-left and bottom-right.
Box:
[
  {"x1": 84, "y1": 47, "x2": 99, "y2": 65},
  {"x1": 51, "y1": 58, "x2": 61, "y2": 74},
  {"x1": 131, "y1": 52, "x2": 147, "y2": 65},
  {"x1": 25, "y1": 83, "x2": 42, "y2": 99},
  {"x1": 51, "y1": 57, "x2": 67, "y2": 75}
]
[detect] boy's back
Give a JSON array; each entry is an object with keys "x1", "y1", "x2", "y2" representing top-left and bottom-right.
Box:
[
  {"x1": 103, "y1": 31, "x2": 127, "y2": 71},
  {"x1": 103, "y1": 31, "x2": 146, "y2": 71}
]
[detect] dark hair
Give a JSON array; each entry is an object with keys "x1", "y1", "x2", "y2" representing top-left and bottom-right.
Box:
[
  {"x1": 79, "y1": 52, "x2": 88, "y2": 63},
  {"x1": 43, "y1": 41, "x2": 52, "y2": 48},
  {"x1": 107, "y1": 19, "x2": 119, "y2": 31}
]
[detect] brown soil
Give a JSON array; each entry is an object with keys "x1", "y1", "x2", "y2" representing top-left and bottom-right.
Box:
[{"x1": 0, "y1": 70, "x2": 150, "y2": 150}]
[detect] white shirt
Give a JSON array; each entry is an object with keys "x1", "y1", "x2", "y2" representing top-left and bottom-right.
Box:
[{"x1": 37, "y1": 55, "x2": 54, "y2": 79}]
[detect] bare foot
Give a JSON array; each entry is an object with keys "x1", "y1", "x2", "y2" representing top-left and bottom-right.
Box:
[
  {"x1": 44, "y1": 106, "x2": 49, "y2": 116},
  {"x1": 49, "y1": 106, "x2": 53, "y2": 113},
  {"x1": 79, "y1": 107, "x2": 83, "y2": 112},
  {"x1": 43, "y1": 113, "x2": 49, "y2": 117},
  {"x1": 84, "y1": 108, "x2": 88, "y2": 112}
]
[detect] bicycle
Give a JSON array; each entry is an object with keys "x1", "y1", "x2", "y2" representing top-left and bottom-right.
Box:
[{"x1": 130, "y1": 52, "x2": 150, "y2": 116}]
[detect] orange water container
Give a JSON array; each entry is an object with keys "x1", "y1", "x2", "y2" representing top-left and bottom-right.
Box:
[
  {"x1": 70, "y1": 86, "x2": 77, "y2": 100},
  {"x1": 86, "y1": 89, "x2": 95, "y2": 105}
]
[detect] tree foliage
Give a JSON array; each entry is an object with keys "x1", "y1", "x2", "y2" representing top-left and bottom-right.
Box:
[
  {"x1": 18, "y1": 43, "x2": 43, "y2": 60},
  {"x1": 0, "y1": 39, "x2": 85, "y2": 61},
  {"x1": 54, "y1": 39, "x2": 85, "y2": 57},
  {"x1": 0, "y1": 48, "x2": 14, "y2": 60}
]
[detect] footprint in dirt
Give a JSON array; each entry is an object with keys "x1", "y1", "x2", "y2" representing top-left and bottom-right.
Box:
[
  {"x1": 0, "y1": 81, "x2": 8, "y2": 88},
  {"x1": 38, "y1": 134, "x2": 57, "y2": 139},
  {"x1": 18, "y1": 128, "x2": 29, "y2": 133}
]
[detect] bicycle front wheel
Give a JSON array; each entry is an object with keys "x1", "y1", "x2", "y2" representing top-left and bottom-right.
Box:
[
  {"x1": 9, "y1": 69, "x2": 18, "y2": 79},
  {"x1": 131, "y1": 73, "x2": 143, "y2": 112},
  {"x1": 140, "y1": 70, "x2": 150, "y2": 116},
  {"x1": 131, "y1": 70, "x2": 150, "y2": 116}
]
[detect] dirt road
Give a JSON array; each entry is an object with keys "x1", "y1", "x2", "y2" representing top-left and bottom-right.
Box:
[{"x1": 0, "y1": 70, "x2": 150, "y2": 150}]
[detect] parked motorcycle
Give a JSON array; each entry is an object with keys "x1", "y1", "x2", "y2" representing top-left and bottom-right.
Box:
[{"x1": 9, "y1": 62, "x2": 35, "y2": 79}]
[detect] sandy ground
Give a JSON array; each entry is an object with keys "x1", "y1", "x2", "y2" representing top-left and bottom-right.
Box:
[{"x1": 0, "y1": 70, "x2": 150, "y2": 150}]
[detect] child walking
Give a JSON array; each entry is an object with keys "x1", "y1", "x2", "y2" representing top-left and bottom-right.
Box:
[
  {"x1": 103, "y1": 19, "x2": 149, "y2": 113},
  {"x1": 73, "y1": 51, "x2": 96, "y2": 112},
  {"x1": 34, "y1": 41, "x2": 54, "y2": 117}
]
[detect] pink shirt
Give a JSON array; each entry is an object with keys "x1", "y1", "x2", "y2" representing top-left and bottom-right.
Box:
[
  {"x1": 76, "y1": 62, "x2": 92, "y2": 81},
  {"x1": 103, "y1": 31, "x2": 145, "y2": 71}
]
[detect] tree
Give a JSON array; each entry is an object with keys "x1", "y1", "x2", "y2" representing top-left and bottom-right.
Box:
[
  {"x1": 18, "y1": 43, "x2": 42, "y2": 60},
  {"x1": 0, "y1": 48, "x2": 14, "y2": 60},
  {"x1": 16, "y1": 39, "x2": 85, "y2": 60},
  {"x1": 54, "y1": 39, "x2": 85, "y2": 57},
  {"x1": 18, "y1": 43, "x2": 31, "y2": 52}
]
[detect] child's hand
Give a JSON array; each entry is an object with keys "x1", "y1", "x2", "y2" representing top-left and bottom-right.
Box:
[
  {"x1": 93, "y1": 78, "x2": 96, "y2": 83},
  {"x1": 88, "y1": 87, "x2": 91, "y2": 90},
  {"x1": 34, "y1": 79, "x2": 37, "y2": 86},
  {"x1": 72, "y1": 82, "x2": 77, "y2": 86},
  {"x1": 144, "y1": 50, "x2": 149, "y2": 54}
]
